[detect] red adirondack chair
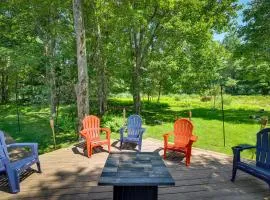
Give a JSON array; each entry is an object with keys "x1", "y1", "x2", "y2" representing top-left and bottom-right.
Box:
[
  {"x1": 80, "y1": 115, "x2": 111, "y2": 158},
  {"x1": 163, "y1": 118, "x2": 197, "y2": 166}
]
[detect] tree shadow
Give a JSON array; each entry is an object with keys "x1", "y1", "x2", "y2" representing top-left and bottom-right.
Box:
[
  {"x1": 0, "y1": 168, "x2": 38, "y2": 193},
  {"x1": 105, "y1": 99, "x2": 268, "y2": 126},
  {"x1": 1, "y1": 142, "x2": 269, "y2": 199},
  {"x1": 0, "y1": 132, "x2": 41, "y2": 193},
  {"x1": 153, "y1": 147, "x2": 185, "y2": 163},
  {"x1": 110, "y1": 140, "x2": 139, "y2": 152},
  {"x1": 142, "y1": 107, "x2": 268, "y2": 125},
  {"x1": 72, "y1": 141, "x2": 110, "y2": 158}
]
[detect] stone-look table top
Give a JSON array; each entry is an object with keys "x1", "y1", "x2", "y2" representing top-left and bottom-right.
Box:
[{"x1": 98, "y1": 152, "x2": 175, "y2": 186}]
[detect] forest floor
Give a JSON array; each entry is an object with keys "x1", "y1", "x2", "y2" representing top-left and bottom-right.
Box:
[{"x1": 0, "y1": 95, "x2": 269, "y2": 158}]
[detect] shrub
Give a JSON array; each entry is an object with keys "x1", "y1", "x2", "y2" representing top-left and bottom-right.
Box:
[
  {"x1": 102, "y1": 115, "x2": 124, "y2": 132},
  {"x1": 201, "y1": 96, "x2": 212, "y2": 102},
  {"x1": 174, "y1": 95, "x2": 181, "y2": 101}
]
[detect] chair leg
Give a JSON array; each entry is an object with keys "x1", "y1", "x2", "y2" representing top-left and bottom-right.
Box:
[
  {"x1": 185, "y1": 148, "x2": 192, "y2": 167},
  {"x1": 87, "y1": 145, "x2": 92, "y2": 158},
  {"x1": 231, "y1": 167, "x2": 237, "y2": 182},
  {"x1": 138, "y1": 144, "x2": 141, "y2": 152},
  {"x1": 7, "y1": 170, "x2": 20, "y2": 193},
  {"x1": 120, "y1": 141, "x2": 122, "y2": 150},
  {"x1": 36, "y1": 161, "x2": 42, "y2": 173},
  {"x1": 185, "y1": 153, "x2": 191, "y2": 167},
  {"x1": 163, "y1": 148, "x2": 167, "y2": 159}
]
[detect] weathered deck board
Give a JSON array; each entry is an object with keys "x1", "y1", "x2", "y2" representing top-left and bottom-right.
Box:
[{"x1": 0, "y1": 138, "x2": 269, "y2": 200}]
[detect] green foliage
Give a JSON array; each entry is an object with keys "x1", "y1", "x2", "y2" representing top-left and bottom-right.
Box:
[
  {"x1": 0, "y1": 104, "x2": 77, "y2": 154},
  {"x1": 239, "y1": 0, "x2": 270, "y2": 62},
  {"x1": 0, "y1": 0, "x2": 243, "y2": 109},
  {"x1": 102, "y1": 115, "x2": 124, "y2": 133},
  {"x1": 1, "y1": 95, "x2": 269, "y2": 159},
  {"x1": 223, "y1": 0, "x2": 270, "y2": 95},
  {"x1": 1, "y1": 0, "x2": 269, "y2": 159}
]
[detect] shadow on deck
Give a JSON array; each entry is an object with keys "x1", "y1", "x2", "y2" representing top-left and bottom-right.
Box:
[{"x1": 0, "y1": 138, "x2": 269, "y2": 200}]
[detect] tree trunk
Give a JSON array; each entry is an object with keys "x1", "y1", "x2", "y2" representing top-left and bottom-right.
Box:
[
  {"x1": 95, "y1": 12, "x2": 107, "y2": 116},
  {"x1": 130, "y1": 30, "x2": 142, "y2": 114},
  {"x1": 1, "y1": 59, "x2": 10, "y2": 104},
  {"x1": 73, "y1": 0, "x2": 89, "y2": 132},
  {"x1": 97, "y1": 62, "x2": 107, "y2": 116},
  {"x1": 0, "y1": 71, "x2": 4, "y2": 103},
  {"x1": 49, "y1": 63, "x2": 57, "y2": 118},
  {"x1": 5, "y1": 74, "x2": 8, "y2": 103},
  {"x1": 213, "y1": 95, "x2": 216, "y2": 109},
  {"x1": 1, "y1": 72, "x2": 6, "y2": 103},
  {"x1": 129, "y1": 25, "x2": 159, "y2": 114},
  {"x1": 45, "y1": 39, "x2": 57, "y2": 120},
  {"x1": 128, "y1": 5, "x2": 159, "y2": 114},
  {"x1": 157, "y1": 81, "x2": 162, "y2": 103},
  {"x1": 132, "y1": 60, "x2": 141, "y2": 114}
]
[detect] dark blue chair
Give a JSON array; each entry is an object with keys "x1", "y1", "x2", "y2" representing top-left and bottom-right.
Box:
[
  {"x1": 231, "y1": 128, "x2": 270, "y2": 187},
  {"x1": 119, "y1": 115, "x2": 145, "y2": 151},
  {"x1": 0, "y1": 131, "x2": 41, "y2": 193}
]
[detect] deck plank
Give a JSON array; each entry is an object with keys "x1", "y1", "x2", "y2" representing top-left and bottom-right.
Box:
[{"x1": 0, "y1": 138, "x2": 269, "y2": 200}]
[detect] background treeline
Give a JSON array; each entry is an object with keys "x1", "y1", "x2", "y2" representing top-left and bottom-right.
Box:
[{"x1": 0, "y1": 0, "x2": 269, "y2": 117}]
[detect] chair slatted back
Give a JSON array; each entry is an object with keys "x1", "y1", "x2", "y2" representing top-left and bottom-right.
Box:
[
  {"x1": 0, "y1": 131, "x2": 9, "y2": 172},
  {"x1": 256, "y1": 128, "x2": 270, "y2": 169},
  {"x1": 127, "y1": 115, "x2": 142, "y2": 138},
  {"x1": 82, "y1": 115, "x2": 101, "y2": 140},
  {"x1": 174, "y1": 119, "x2": 193, "y2": 147}
]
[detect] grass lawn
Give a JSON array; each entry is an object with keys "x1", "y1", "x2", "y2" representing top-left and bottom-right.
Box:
[
  {"x1": 0, "y1": 104, "x2": 77, "y2": 154},
  {"x1": 0, "y1": 95, "x2": 269, "y2": 158}
]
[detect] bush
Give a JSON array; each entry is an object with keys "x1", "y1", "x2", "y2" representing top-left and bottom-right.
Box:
[
  {"x1": 102, "y1": 115, "x2": 125, "y2": 132},
  {"x1": 111, "y1": 92, "x2": 132, "y2": 98},
  {"x1": 201, "y1": 96, "x2": 212, "y2": 102},
  {"x1": 174, "y1": 95, "x2": 181, "y2": 101}
]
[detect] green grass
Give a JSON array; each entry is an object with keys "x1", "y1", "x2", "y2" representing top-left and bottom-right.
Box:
[
  {"x1": 107, "y1": 95, "x2": 269, "y2": 159},
  {"x1": 0, "y1": 104, "x2": 78, "y2": 154},
  {"x1": 0, "y1": 95, "x2": 269, "y2": 158}
]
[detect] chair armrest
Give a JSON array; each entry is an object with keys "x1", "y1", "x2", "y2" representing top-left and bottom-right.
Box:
[
  {"x1": 163, "y1": 132, "x2": 173, "y2": 146},
  {"x1": 138, "y1": 128, "x2": 146, "y2": 140},
  {"x1": 163, "y1": 132, "x2": 173, "y2": 139},
  {"x1": 119, "y1": 127, "x2": 127, "y2": 137},
  {"x1": 231, "y1": 145, "x2": 256, "y2": 163},
  {"x1": 232, "y1": 145, "x2": 256, "y2": 152},
  {"x1": 7, "y1": 143, "x2": 39, "y2": 157},
  {"x1": 101, "y1": 127, "x2": 111, "y2": 139},
  {"x1": 80, "y1": 129, "x2": 91, "y2": 141},
  {"x1": 139, "y1": 128, "x2": 146, "y2": 135},
  {"x1": 80, "y1": 129, "x2": 87, "y2": 136},
  {"x1": 190, "y1": 135, "x2": 198, "y2": 142}
]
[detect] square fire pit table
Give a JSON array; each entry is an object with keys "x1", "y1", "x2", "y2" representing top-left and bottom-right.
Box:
[{"x1": 98, "y1": 152, "x2": 175, "y2": 200}]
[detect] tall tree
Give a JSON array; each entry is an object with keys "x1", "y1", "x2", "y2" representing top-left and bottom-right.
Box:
[
  {"x1": 239, "y1": 0, "x2": 270, "y2": 62},
  {"x1": 73, "y1": 0, "x2": 89, "y2": 131},
  {"x1": 237, "y1": 0, "x2": 270, "y2": 94},
  {"x1": 90, "y1": 0, "x2": 109, "y2": 116},
  {"x1": 112, "y1": 0, "x2": 238, "y2": 113}
]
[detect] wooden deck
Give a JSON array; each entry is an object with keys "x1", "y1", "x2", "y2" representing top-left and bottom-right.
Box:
[{"x1": 1, "y1": 138, "x2": 269, "y2": 200}]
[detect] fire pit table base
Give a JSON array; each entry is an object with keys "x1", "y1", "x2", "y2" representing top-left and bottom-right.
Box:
[{"x1": 113, "y1": 186, "x2": 157, "y2": 200}]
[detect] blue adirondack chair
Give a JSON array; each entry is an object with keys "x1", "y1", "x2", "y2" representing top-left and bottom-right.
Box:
[
  {"x1": 0, "y1": 131, "x2": 41, "y2": 193},
  {"x1": 231, "y1": 128, "x2": 270, "y2": 187},
  {"x1": 119, "y1": 115, "x2": 145, "y2": 151}
]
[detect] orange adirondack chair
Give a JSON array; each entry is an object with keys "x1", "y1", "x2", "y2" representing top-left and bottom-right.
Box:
[
  {"x1": 163, "y1": 118, "x2": 197, "y2": 166},
  {"x1": 80, "y1": 115, "x2": 111, "y2": 158}
]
